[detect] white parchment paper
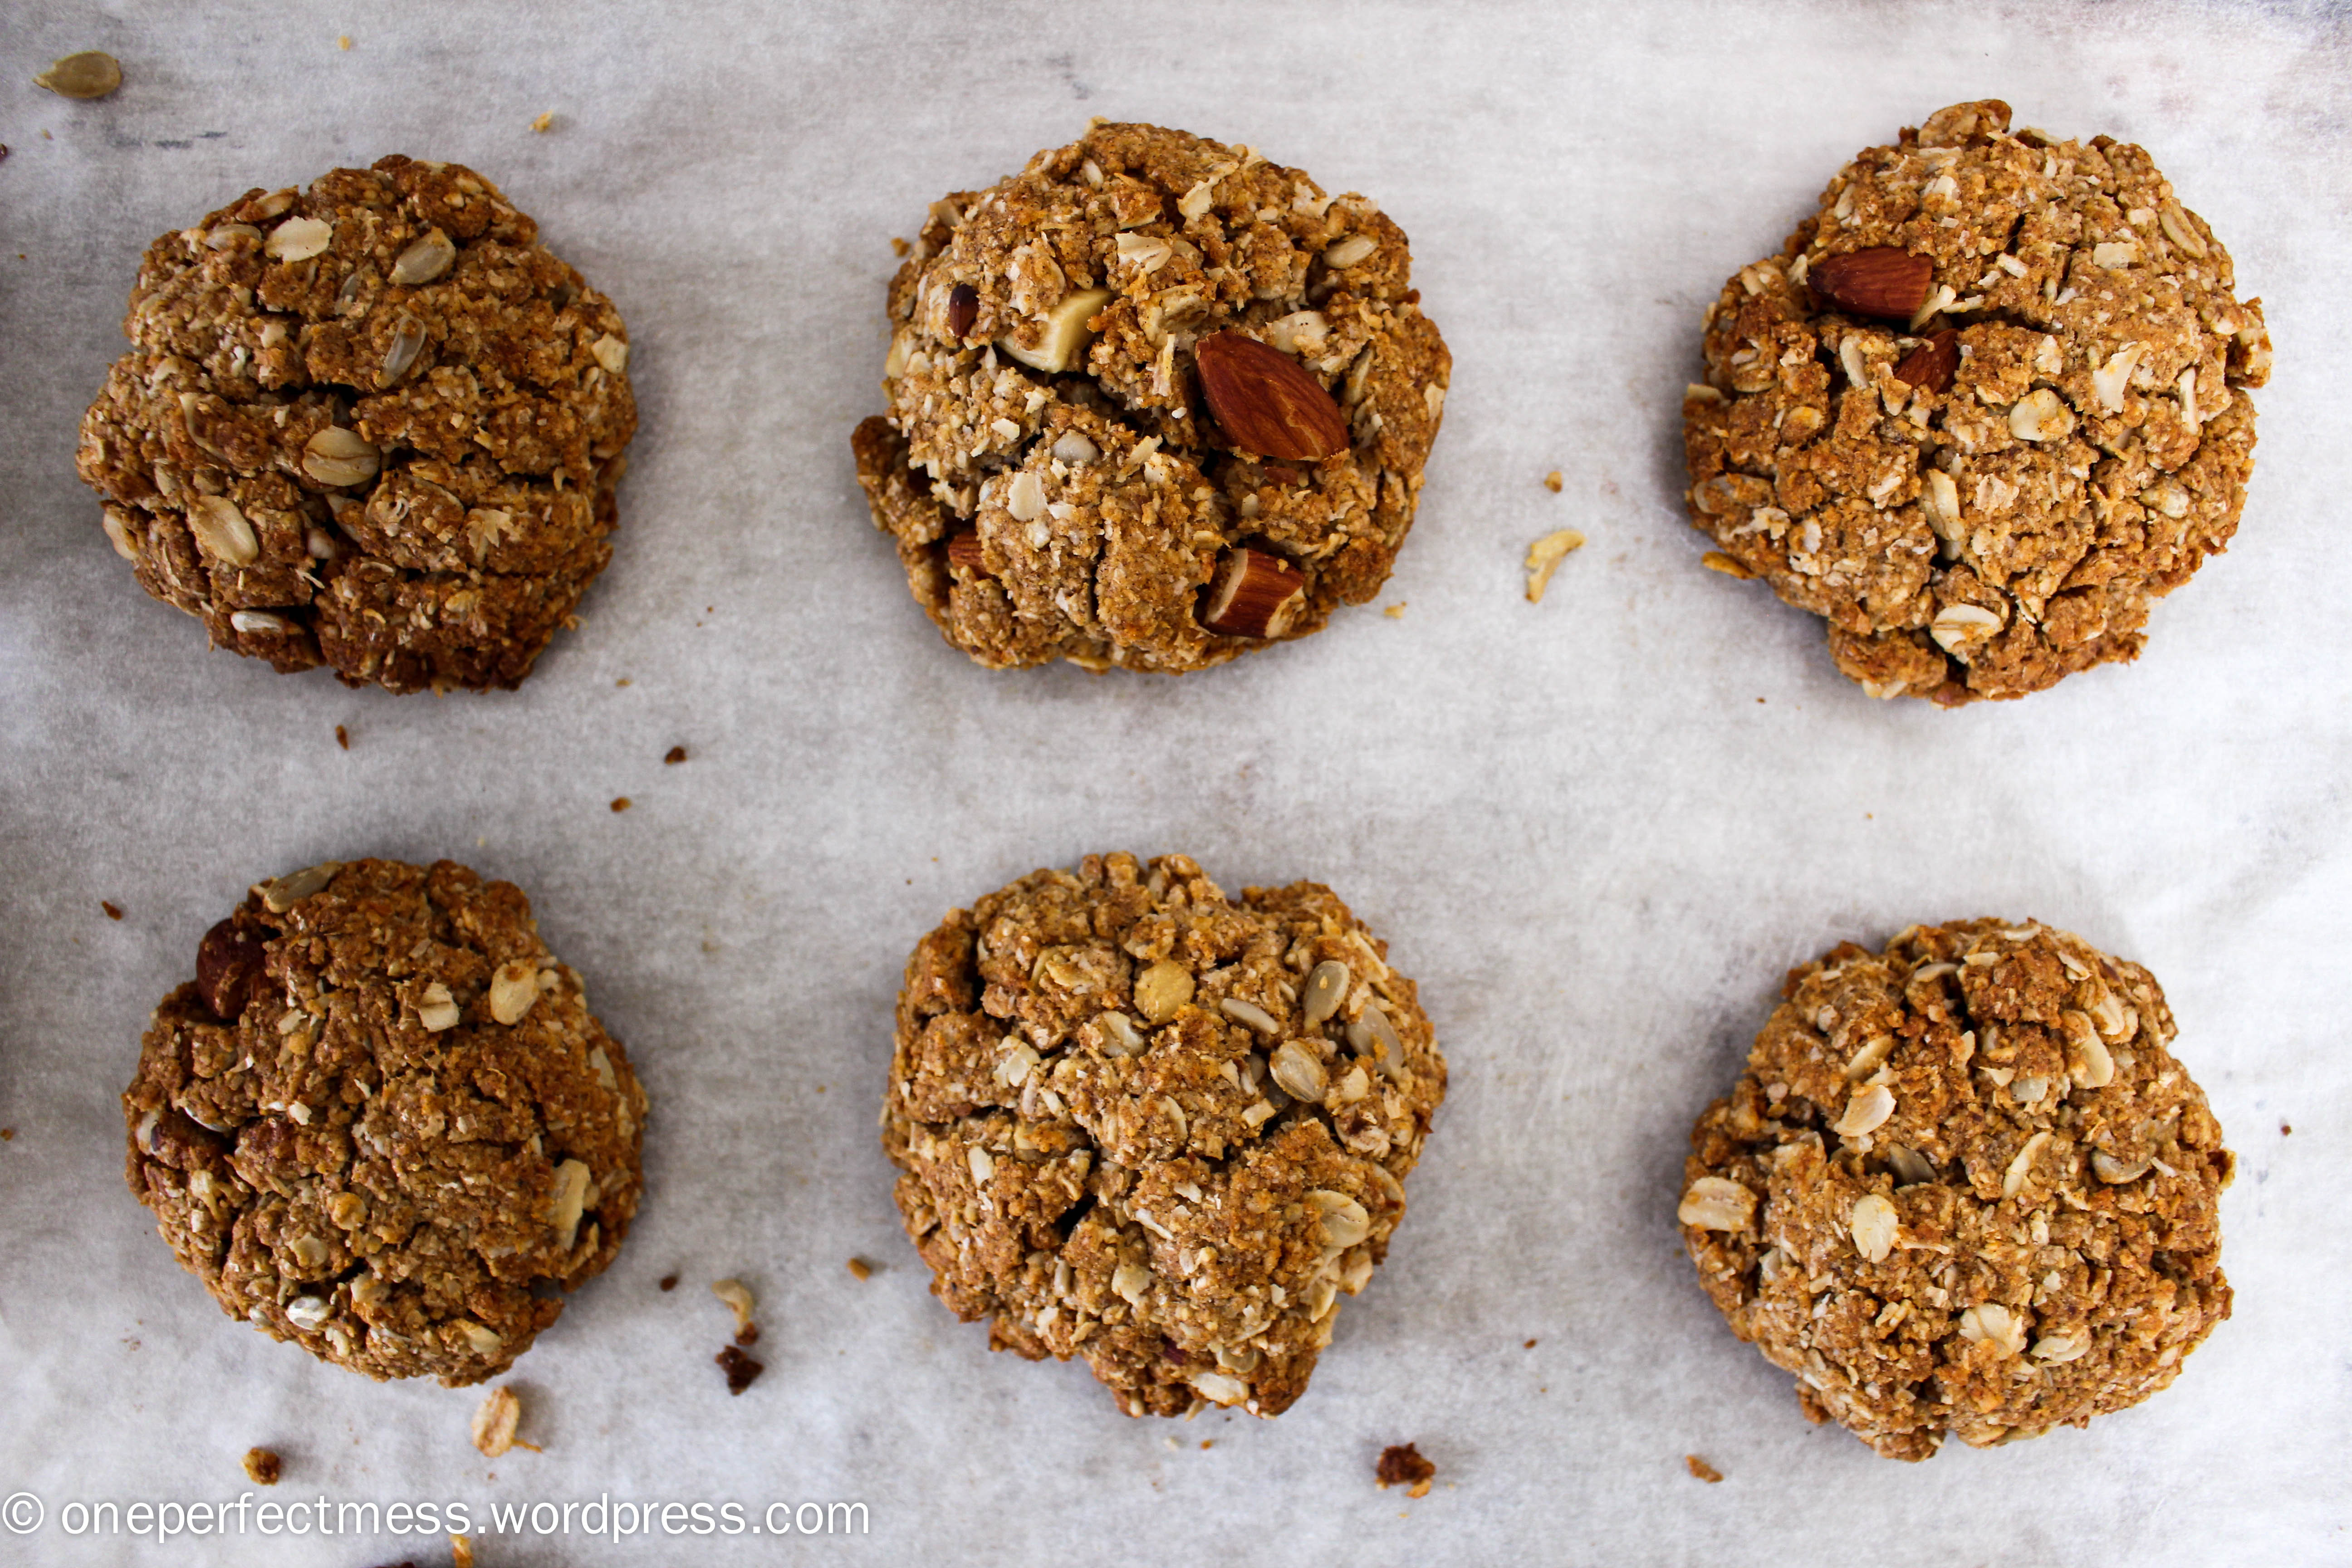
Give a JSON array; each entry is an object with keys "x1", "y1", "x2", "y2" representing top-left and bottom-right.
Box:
[{"x1": 2, "y1": 2, "x2": 2347, "y2": 1563}]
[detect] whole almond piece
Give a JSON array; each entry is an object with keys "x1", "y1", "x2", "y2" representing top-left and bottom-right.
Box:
[
  {"x1": 1894, "y1": 328, "x2": 1960, "y2": 392},
  {"x1": 1809, "y1": 248, "x2": 1934, "y2": 322},
  {"x1": 1200, "y1": 546, "x2": 1306, "y2": 638},
  {"x1": 945, "y1": 530, "x2": 986, "y2": 573},
  {"x1": 196, "y1": 919, "x2": 266, "y2": 1020},
  {"x1": 1193, "y1": 333, "x2": 1348, "y2": 462}
]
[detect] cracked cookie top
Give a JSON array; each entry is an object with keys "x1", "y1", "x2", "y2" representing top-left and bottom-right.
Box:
[
  {"x1": 1679, "y1": 919, "x2": 2231, "y2": 1460},
  {"x1": 123, "y1": 858, "x2": 647, "y2": 1387},
  {"x1": 853, "y1": 122, "x2": 1450, "y2": 673},
  {"x1": 1683, "y1": 100, "x2": 2270, "y2": 704},
  {"x1": 882, "y1": 853, "x2": 1446, "y2": 1416},
  {"x1": 77, "y1": 156, "x2": 636, "y2": 693}
]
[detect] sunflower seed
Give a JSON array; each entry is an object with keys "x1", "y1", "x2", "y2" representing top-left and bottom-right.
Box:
[
  {"x1": 549, "y1": 1158, "x2": 591, "y2": 1247},
  {"x1": 302, "y1": 426, "x2": 380, "y2": 487},
  {"x1": 229, "y1": 610, "x2": 290, "y2": 635},
  {"x1": 1269, "y1": 1040, "x2": 1328, "y2": 1102},
  {"x1": 1301, "y1": 960, "x2": 1350, "y2": 1025},
  {"x1": 255, "y1": 861, "x2": 340, "y2": 911},
  {"x1": 284, "y1": 1296, "x2": 331, "y2": 1331},
  {"x1": 2091, "y1": 1151, "x2": 2149, "y2": 1184},
  {"x1": 34, "y1": 51, "x2": 122, "y2": 99},
  {"x1": 1883, "y1": 1143, "x2": 1936, "y2": 1185},
  {"x1": 1220, "y1": 997, "x2": 1281, "y2": 1036},
  {"x1": 1323, "y1": 234, "x2": 1378, "y2": 269},
  {"x1": 379, "y1": 314, "x2": 426, "y2": 386},
  {"x1": 389, "y1": 228, "x2": 456, "y2": 286},
  {"x1": 265, "y1": 216, "x2": 334, "y2": 263},
  {"x1": 188, "y1": 495, "x2": 259, "y2": 566},
  {"x1": 1346, "y1": 1002, "x2": 1403, "y2": 1073}
]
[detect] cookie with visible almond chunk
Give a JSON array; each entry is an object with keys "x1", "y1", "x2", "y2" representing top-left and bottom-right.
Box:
[
  {"x1": 123, "y1": 858, "x2": 647, "y2": 1386},
  {"x1": 1683, "y1": 101, "x2": 2269, "y2": 704},
  {"x1": 882, "y1": 852, "x2": 1446, "y2": 1416},
  {"x1": 76, "y1": 157, "x2": 636, "y2": 692},
  {"x1": 852, "y1": 123, "x2": 1450, "y2": 673},
  {"x1": 1678, "y1": 919, "x2": 2231, "y2": 1460}
]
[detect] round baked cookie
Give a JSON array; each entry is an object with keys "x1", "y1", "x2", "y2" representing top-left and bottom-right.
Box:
[
  {"x1": 883, "y1": 853, "x2": 1446, "y2": 1416},
  {"x1": 123, "y1": 858, "x2": 648, "y2": 1386},
  {"x1": 851, "y1": 122, "x2": 1450, "y2": 673},
  {"x1": 1678, "y1": 919, "x2": 2233, "y2": 1460},
  {"x1": 77, "y1": 155, "x2": 637, "y2": 693},
  {"x1": 1683, "y1": 100, "x2": 2271, "y2": 704}
]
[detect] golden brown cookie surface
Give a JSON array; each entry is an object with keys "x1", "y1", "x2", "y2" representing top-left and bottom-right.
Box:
[
  {"x1": 883, "y1": 853, "x2": 1446, "y2": 1416},
  {"x1": 124, "y1": 858, "x2": 647, "y2": 1386},
  {"x1": 1679, "y1": 919, "x2": 2231, "y2": 1459},
  {"x1": 854, "y1": 123, "x2": 1450, "y2": 673},
  {"x1": 78, "y1": 157, "x2": 636, "y2": 692},
  {"x1": 1683, "y1": 101, "x2": 2269, "y2": 704}
]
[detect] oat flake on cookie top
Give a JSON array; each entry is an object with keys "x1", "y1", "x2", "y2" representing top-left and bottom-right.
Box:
[
  {"x1": 1683, "y1": 100, "x2": 2270, "y2": 704},
  {"x1": 853, "y1": 122, "x2": 1450, "y2": 673}
]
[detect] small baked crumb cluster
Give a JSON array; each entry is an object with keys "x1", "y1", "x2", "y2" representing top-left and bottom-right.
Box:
[
  {"x1": 124, "y1": 858, "x2": 647, "y2": 1386},
  {"x1": 853, "y1": 122, "x2": 1450, "y2": 673},
  {"x1": 883, "y1": 853, "x2": 1446, "y2": 1416},
  {"x1": 1683, "y1": 101, "x2": 2270, "y2": 704},
  {"x1": 78, "y1": 156, "x2": 636, "y2": 692},
  {"x1": 1679, "y1": 919, "x2": 2232, "y2": 1460}
]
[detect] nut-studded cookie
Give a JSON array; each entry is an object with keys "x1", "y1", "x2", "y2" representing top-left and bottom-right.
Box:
[
  {"x1": 852, "y1": 122, "x2": 1450, "y2": 672},
  {"x1": 1683, "y1": 101, "x2": 2270, "y2": 704},
  {"x1": 883, "y1": 853, "x2": 1446, "y2": 1416},
  {"x1": 124, "y1": 858, "x2": 648, "y2": 1386},
  {"x1": 77, "y1": 156, "x2": 636, "y2": 692},
  {"x1": 1678, "y1": 920, "x2": 2232, "y2": 1460}
]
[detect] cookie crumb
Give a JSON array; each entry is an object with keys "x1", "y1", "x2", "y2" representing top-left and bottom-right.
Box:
[
  {"x1": 241, "y1": 1447, "x2": 281, "y2": 1485},
  {"x1": 2281, "y1": 1123, "x2": 2292, "y2": 1136},
  {"x1": 1376, "y1": 1443, "x2": 1436, "y2": 1498},
  {"x1": 1544, "y1": 470, "x2": 1564, "y2": 492},
  {"x1": 337, "y1": 34, "x2": 352, "y2": 49},
  {"x1": 1200, "y1": 1439, "x2": 1213, "y2": 1450},
  {"x1": 1383, "y1": 602, "x2": 1406, "y2": 618},
  {"x1": 0, "y1": 1129, "x2": 14, "y2": 1141},
  {"x1": 451, "y1": 1532, "x2": 475, "y2": 1568},
  {"x1": 890, "y1": 236, "x2": 910, "y2": 257},
  {"x1": 711, "y1": 1278, "x2": 757, "y2": 1344},
  {"x1": 663, "y1": 745, "x2": 687, "y2": 764},
  {"x1": 659, "y1": 1273, "x2": 679, "y2": 1291},
  {"x1": 531, "y1": 112, "x2": 554, "y2": 133},
  {"x1": 1524, "y1": 529, "x2": 1586, "y2": 603},
  {"x1": 615, "y1": 677, "x2": 631, "y2": 686},
  {"x1": 470, "y1": 1386, "x2": 524, "y2": 1458},
  {"x1": 1523, "y1": 1338, "x2": 1537, "y2": 1349},
  {"x1": 1700, "y1": 550, "x2": 1754, "y2": 580},
  {"x1": 101, "y1": 900, "x2": 123, "y2": 920},
  {"x1": 334, "y1": 724, "x2": 349, "y2": 750},
  {"x1": 609, "y1": 796, "x2": 631, "y2": 813},
  {"x1": 845, "y1": 1257, "x2": 872, "y2": 1280},
  {"x1": 716, "y1": 1345, "x2": 763, "y2": 1395},
  {"x1": 1686, "y1": 1454, "x2": 1723, "y2": 1483}
]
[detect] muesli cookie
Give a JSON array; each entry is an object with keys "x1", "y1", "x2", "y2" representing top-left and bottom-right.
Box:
[
  {"x1": 123, "y1": 858, "x2": 647, "y2": 1385},
  {"x1": 883, "y1": 853, "x2": 1446, "y2": 1416},
  {"x1": 77, "y1": 156, "x2": 636, "y2": 692},
  {"x1": 1678, "y1": 919, "x2": 2233, "y2": 1460},
  {"x1": 852, "y1": 122, "x2": 1450, "y2": 672},
  {"x1": 1684, "y1": 100, "x2": 2270, "y2": 703}
]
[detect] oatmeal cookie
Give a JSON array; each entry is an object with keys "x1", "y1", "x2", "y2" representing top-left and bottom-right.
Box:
[
  {"x1": 123, "y1": 858, "x2": 648, "y2": 1386},
  {"x1": 1683, "y1": 100, "x2": 2270, "y2": 704},
  {"x1": 77, "y1": 156, "x2": 636, "y2": 692},
  {"x1": 852, "y1": 122, "x2": 1450, "y2": 672},
  {"x1": 883, "y1": 853, "x2": 1446, "y2": 1416},
  {"x1": 1679, "y1": 919, "x2": 2232, "y2": 1460}
]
